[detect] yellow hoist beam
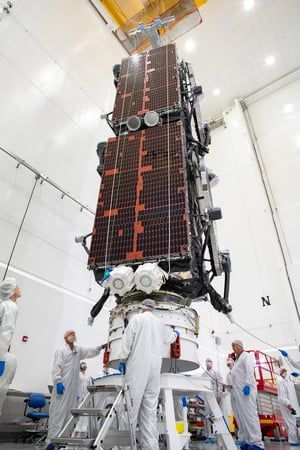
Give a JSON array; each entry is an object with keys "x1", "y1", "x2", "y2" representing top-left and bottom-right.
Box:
[{"x1": 100, "y1": 0, "x2": 208, "y2": 28}]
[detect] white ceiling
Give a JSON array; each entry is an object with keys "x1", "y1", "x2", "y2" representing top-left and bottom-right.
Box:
[{"x1": 170, "y1": 0, "x2": 300, "y2": 121}]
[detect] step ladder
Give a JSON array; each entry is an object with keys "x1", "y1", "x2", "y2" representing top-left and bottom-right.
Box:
[
  {"x1": 50, "y1": 373, "x2": 236, "y2": 450},
  {"x1": 51, "y1": 381, "x2": 137, "y2": 450}
]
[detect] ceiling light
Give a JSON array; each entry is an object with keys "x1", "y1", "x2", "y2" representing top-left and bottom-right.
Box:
[
  {"x1": 283, "y1": 104, "x2": 293, "y2": 114},
  {"x1": 265, "y1": 55, "x2": 275, "y2": 66},
  {"x1": 213, "y1": 88, "x2": 221, "y2": 96},
  {"x1": 244, "y1": 0, "x2": 254, "y2": 10},
  {"x1": 185, "y1": 40, "x2": 195, "y2": 51}
]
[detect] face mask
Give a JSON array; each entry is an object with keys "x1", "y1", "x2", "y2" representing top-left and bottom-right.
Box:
[
  {"x1": 81, "y1": 365, "x2": 87, "y2": 370},
  {"x1": 282, "y1": 372, "x2": 287, "y2": 378},
  {"x1": 227, "y1": 363, "x2": 232, "y2": 368},
  {"x1": 67, "y1": 335, "x2": 76, "y2": 343}
]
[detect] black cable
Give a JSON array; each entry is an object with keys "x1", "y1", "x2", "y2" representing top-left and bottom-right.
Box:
[
  {"x1": 3, "y1": 174, "x2": 40, "y2": 280},
  {"x1": 232, "y1": 321, "x2": 300, "y2": 383},
  {"x1": 233, "y1": 321, "x2": 279, "y2": 350}
]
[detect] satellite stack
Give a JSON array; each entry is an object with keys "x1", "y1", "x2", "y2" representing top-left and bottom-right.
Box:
[{"x1": 85, "y1": 19, "x2": 231, "y2": 371}]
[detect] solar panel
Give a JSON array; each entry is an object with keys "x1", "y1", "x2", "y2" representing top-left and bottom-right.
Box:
[
  {"x1": 88, "y1": 121, "x2": 190, "y2": 269},
  {"x1": 112, "y1": 44, "x2": 179, "y2": 122},
  {"x1": 89, "y1": 43, "x2": 190, "y2": 270}
]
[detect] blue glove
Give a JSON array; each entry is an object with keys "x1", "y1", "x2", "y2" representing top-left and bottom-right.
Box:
[
  {"x1": 0, "y1": 361, "x2": 5, "y2": 377},
  {"x1": 291, "y1": 372, "x2": 300, "y2": 377},
  {"x1": 243, "y1": 385, "x2": 250, "y2": 396},
  {"x1": 101, "y1": 343, "x2": 107, "y2": 350},
  {"x1": 174, "y1": 330, "x2": 180, "y2": 337},
  {"x1": 279, "y1": 349, "x2": 288, "y2": 357},
  {"x1": 118, "y1": 362, "x2": 126, "y2": 375},
  {"x1": 56, "y1": 382, "x2": 65, "y2": 395}
]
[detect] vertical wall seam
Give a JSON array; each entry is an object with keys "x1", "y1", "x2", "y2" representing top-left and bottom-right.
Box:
[{"x1": 236, "y1": 99, "x2": 300, "y2": 323}]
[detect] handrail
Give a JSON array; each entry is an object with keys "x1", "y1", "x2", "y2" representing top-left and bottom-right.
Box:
[{"x1": 0, "y1": 145, "x2": 96, "y2": 215}]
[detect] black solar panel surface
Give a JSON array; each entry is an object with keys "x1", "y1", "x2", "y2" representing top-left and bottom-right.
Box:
[
  {"x1": 89, "y1": 44, "x2": 190, "y2": 269},
  {"x1": 112, "y1": 43, "x2": 179, "y2": 122},
  {"x1": 88, "y1": 121, "x2": 190, "y2": 268}
]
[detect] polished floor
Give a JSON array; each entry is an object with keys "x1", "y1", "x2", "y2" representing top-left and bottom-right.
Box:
[{"x1": 0, "y1": 440, "x2": 293, "y2": 450}]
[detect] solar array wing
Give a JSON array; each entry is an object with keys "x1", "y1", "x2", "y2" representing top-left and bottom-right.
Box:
[
  {"x1": 88, "y1": 121, "x2": 190, "y2": 268},
  {"x1": 88, "y1": 44, "x2": 190, "y2": 270},
  {"x1": 112, "y1": 44, "x2": 179, "y2": 122}
]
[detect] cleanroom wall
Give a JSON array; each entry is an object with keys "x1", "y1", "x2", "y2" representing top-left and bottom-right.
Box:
[
  {"x1": 246, "y1": 76, "x2": 300, "y2": 327},
  {"x1": 0, "y1": 0, "x2": 126, "y2": 393},
  {"x1": 1, "y1": 0, "x2": 299, "y2": 395},
  {"x1": 202, "y1": 76, "x2": 300, "y2": 367}
]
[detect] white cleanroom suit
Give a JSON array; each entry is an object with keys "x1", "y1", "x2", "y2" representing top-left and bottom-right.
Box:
[
  {"x1": 45, "y1": 343, "x2": 101, "y2": 446},
  {"x1": 201, "y1": 366, "x2": 225, "y2": 412},
  {"x1": 0, "y1": 278, "x2": 19, "y2": 416},
  {"x1": 119, "y1": 309, "x2": 177, "y2": 450},
  {"x1": 202, "y1": 367, "x2": 223, "y2": 399},
  {"x1": 277, "y1": 374, "x2": 298, "y2": 444},
  {"x1": 78, "y1": 370, "x2": 90, "y2": 403},
  {"x1": 201, "y1": 360, "x2": 226, "y2": 440},
  {"x1": 73, "y1": 366, "x2": 93, "y2": 437},
  {"x1": 226, "y1": 367, "x2": 245, "y2": 442},
  {"x1": 231, "y1": 351, "x2": 264, "y2": 449},
  {"x1": 0, "y1": 299, "x2": 18, "y2": 358}
]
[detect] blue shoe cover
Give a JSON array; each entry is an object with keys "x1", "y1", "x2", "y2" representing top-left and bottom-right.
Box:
[
  {"x1": 205, "y1": 438, "x2": 215, "y2": 444},
  {"x1": 235, "y1": 440, "x2": 246, "y2": 445},
  {"x1": 240, "y1": 444, "x2": 249, "y2": 450},
  {"x1": 0, "y1": 361, "x2": 5, "y2": 376},
  {"x1": 45, "y1": 444, "x2": 54, "y2": 450}
]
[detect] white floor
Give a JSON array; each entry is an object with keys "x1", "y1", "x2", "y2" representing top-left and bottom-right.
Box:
[{"x1": 0, "y1": 440, "x2": 293, "y2": 450}]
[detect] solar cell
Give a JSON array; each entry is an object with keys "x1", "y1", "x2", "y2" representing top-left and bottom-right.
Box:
[{"x1": 112, "y1": 43, "x2": 179, "y2": 122}]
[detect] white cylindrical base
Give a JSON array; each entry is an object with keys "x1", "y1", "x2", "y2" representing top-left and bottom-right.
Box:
[{"x1": 106, "y1": 291, "x2": 199, "y2": 373}]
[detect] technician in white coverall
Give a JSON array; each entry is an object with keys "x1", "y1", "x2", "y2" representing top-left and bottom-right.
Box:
[
  {"x1": 201, "y1": 358, "x2": 226, "y2": 442},
  {"x1": 202, "y1": 358, "x2": 224, "y2": 406},
  {"x1": 277, "y1": 367, "x2": 298, "y2": 445},
  {"x1": 45, "y1": 330, "x2": 106, "y2": 450},
  {"x1": 78, "y1": 361, "x2": 91, "y2": 403},
  {"x1": 0, "y1": 278, "x2": 21, "y2": 416},
  {"x1": 231, "y1": 340, "x2": 264, "y2": 450},
  {"x1": 118, "y1": 298, "x2": 178, "y2": 450},
  {"x1": 226, "y1": 358, "x2": 244, "y2": 444}
]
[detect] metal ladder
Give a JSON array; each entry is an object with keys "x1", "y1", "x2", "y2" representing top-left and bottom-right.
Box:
[
  {"x1": 50, "y1": 373, "x2": 236, "y2": 450},
  {"x1": 51, "y1": 382, "x2": 137, "y2": 450}
]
